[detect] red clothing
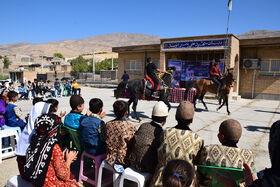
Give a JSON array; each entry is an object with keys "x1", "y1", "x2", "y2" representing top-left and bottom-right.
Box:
[
  {"x1": 210, "y1": 65, "x2": 222, "y2": 78},
  {"x1": 44, "y1": 144, "x2": 80, "y2": 187}
]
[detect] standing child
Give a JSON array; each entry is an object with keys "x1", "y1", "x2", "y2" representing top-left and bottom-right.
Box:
[
  {"x1": 80, "y1": 98, "x2": 107, "y2": 156},
  {"x1": 5, "y1": 91, "x2": 26, "y2": 129},
  {"x1": 64, "y1": 95, "x2": 85, "y2": 129},
  {"x1": 105, "y1": 100, "x2": 136, "y2": 170}
]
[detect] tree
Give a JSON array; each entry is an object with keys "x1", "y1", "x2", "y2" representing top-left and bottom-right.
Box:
[
  {"x1": 71, "y1": 56, "x2": 89, "y2": 73},
  {"x1": 88, "y1": 58, "x2": 118, "y2": 72},
  {"x1": 3, "y1": 57, "x2": 11, "y2": 68},
  {"x1": 53, "y1": 52, "x2": 64, "y2": 58}
]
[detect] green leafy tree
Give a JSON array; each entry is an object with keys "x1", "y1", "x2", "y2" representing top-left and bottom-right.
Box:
[
  {"x1": 88, "y1": 58, "x2": 118, "y2": 72},
  {"x1": 53, "y1": 52, "x2": 64, "y2": 58},
  {"x1": 3, "y1": 57, "x2": 11, "y2": 68},
  {"x1": 71, "y1": 56, "x2": 89, "y2": 74}
]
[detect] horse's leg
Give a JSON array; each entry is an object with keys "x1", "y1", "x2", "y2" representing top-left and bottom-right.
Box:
[
  {"x1": 226, "y1": 95, "x2": 230, "y2": 115},
  {"x1": 132, "y1": 96, "x2": 141, "y2": 122},
  {"x1": 216, "y1": 97, "x2": 226, "y2": 111},
  {"x1": 200, "y1": 95, "x2": 208, "y2": 110},
  {"x1": 160, "y1": 90, "x2": 171, "y2": 111},
  {"x1": 127, "y1": 98, "x2": 133, "y2": 118},
  {"x1": 193, "y1": 94, "x2": 198, "y2": 109}
]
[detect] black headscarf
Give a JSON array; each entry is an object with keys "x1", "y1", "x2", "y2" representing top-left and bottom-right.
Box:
[
  {"x1": 24, "y1": 114, "x2": 61, "y2": 187},
  {"x1": 250, "y1": 120, "x2": 280, "y2": 187}
]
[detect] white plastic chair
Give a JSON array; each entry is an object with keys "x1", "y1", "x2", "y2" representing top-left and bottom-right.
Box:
[
  {"x1": 97, "y1": 160, "x2": 120, "y2": 187},
  {"x1": 119, "y1": 167, "x2": 150, "y2": 187},
  {"x1": 6, "y1": 175, "x2": 32, "y2": 187},
  {"x1": 0, "y1": 129, "x2": 18, "y2": 163}
]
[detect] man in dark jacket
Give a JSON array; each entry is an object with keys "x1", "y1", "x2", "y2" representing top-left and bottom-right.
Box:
[
  {"x1": 210, "y1": 58, "x2": 222, "y2": 97},
  {"x1": 146, "y1": 57, "x2": 165, "y2": 97}
]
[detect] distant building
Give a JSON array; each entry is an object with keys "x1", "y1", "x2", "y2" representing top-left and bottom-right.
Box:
[{"x1": 8, "y1": 55, "x2": 72, "y2": 82}]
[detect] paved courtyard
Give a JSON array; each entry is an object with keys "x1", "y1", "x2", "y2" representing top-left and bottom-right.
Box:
[{"x1": 0, "y1": 86, "x2": 279, "y2": 186}]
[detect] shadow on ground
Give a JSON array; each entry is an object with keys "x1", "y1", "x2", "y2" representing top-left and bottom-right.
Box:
[
  {"x1": 254, "y1": 109, "x2": 280, "y2": 115},
  {"x1": 106, "y1": 110, "x2": 150, "y2": 119},
  {"x1": 244, "y1": 125, "x2": 270, "y2": 133}
]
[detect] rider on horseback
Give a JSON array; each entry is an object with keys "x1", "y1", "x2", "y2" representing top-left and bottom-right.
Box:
[
  {"x1": 146, "y1": 57, "x2": 166, "y2": 97},
  {"x1": 210, "y1": 58, "x2": 222, "y2": 97}
]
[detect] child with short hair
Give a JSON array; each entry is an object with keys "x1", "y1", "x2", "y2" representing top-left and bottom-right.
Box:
[
  {"x1": 5, "y1": 91, "x2": 25, "y2": 129},
  {"x1": 199, "y1": 119, "x2": 254, "y2": 186},
  {"x1": 218, "y1": 119, "x2": 242, "y2": 148},
  {"x1": 80, "y1": 98, "x2": 106, "y2": 156},
  {"x1": 162, "y1": 159, "x2": 195, "y2": 187},
  {"x1": 18, "y1": 83, "x2": 28, "y2": 100},
  {"x1": 72, "y1": 79, "x2": 81, "y2": 95},
  {"x1": 105, "y1": 100, "x2": 136, "y2": 168},
  {"x1": 64, "y1": 95, "x2": 85, "y2": 129},
  {"x1": 54, "y1": 78, "x2": 61, "y2": 96}
]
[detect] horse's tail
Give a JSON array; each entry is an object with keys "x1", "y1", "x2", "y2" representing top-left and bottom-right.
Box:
[{"x1": 115, "y1": 81, "x2": 127, "y2": 99}]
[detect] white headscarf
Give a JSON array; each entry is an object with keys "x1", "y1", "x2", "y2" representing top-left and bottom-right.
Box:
[{"x1": 16, "y1": 102, "x2": 51, "y2": 156}]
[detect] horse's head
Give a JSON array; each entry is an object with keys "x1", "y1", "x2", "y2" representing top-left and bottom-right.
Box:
[
  {"x1": 115, "y1": 81, "x2": 127, "y2": 99},
  {"x1": 159, "y1": 67, "x2": 175, "y2": 88},
  {"x1": 225, "y1": 68, "x2": 235, "y2": 87}
]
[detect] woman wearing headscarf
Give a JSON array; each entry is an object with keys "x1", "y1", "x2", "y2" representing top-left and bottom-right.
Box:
[
  {"x1": 15, "y1": 101, "x2": 51, "y2": 180},
  {"x1": 0, "y1": 87, "x2": 8, "y2": 128},
  {"x1": 24, "y1": 114, "x2": 80, "y2": 187},
  {"x1": 214, "y1": 120, "x2": 280, "y2": 187}
]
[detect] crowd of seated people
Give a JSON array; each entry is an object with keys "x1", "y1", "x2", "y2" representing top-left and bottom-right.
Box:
[
  {"x1": 1, "y1": 86, "x2": 280, "y2": 186},
  {"x1": 0, "y1": 78, "x2": 82, "y2": 100}
]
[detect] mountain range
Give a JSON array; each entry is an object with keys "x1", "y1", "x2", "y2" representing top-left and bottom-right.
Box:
[
  {"x1": 0, "y1": 33, "x2": 160, "y2": 58},
  {"x1": 1, "y1": 30, "x2": 279, "y2": 58}
]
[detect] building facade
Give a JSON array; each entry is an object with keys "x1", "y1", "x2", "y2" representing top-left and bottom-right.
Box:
[{"x1": 113, "y1": 34, "x2": 280, "y2": 100}]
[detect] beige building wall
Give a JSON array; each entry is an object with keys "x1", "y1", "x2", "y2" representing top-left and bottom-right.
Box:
[
  {"x1": 239, "y1": 46, "x2": 280, "y2": 99},
  {"x1": 117, "y1": 51, "x2": 160, "y2": 82}
]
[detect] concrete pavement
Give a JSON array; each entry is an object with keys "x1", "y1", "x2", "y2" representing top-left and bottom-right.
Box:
[{"x1": 0, "y1": 87, "x2": 279, "y2": 186}]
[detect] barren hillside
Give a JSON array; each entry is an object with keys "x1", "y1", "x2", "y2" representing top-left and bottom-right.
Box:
[{"x1": 0, "y1": 33, "x2": 160, "y2": 57}]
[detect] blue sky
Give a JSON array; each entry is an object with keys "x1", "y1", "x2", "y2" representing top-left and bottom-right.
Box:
[{"x1": 0, "y1": 0, "x2": 279, "y2": 45}]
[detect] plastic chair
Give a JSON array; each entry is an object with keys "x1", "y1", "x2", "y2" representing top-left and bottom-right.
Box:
[
  {"x1": 197, "y1": 165, "x2": 256, "y2": 187},
  {"x1": 6, "y1": 175, "x2": 32, "y2": 187},
  {"x1": 59, "y1": 125, "x2": 82, "y2": 151},
  {"x1": 78, "y1": 152, "x2": 111, "y2": 186},
  {"x1": 2, "y1": 125, "x2": 22, "y2": 137},
  {"x1": 0, "y1": 129, "x2": 18, "y2": 163},
  {"x1": 119, "y1": 167, "x2": 150, "y2": 187},
  {"x1": 97, "y1": 160, "x2": 120, "y2": 187}
]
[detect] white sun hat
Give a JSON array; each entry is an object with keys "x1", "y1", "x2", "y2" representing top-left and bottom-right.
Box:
[{"x1": 152, "y1": 101, "x2": 169, "y2": 117}]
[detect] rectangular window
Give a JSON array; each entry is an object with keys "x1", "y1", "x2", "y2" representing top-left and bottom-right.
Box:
[
  {"x1": 260, "y1": 59, "x2": 280, "y2": 77},
  {"x1": 125, "y1": 60, "x2": 142, "y2": 74}
]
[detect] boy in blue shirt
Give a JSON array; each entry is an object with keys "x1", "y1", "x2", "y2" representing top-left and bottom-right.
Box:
[
  {"x1": 18, "y1": 83, "x2": 28, "y2": 100},
  {"x1": 5, "y1": 91, "x2": 26, "y2": 129},
  {"x1": 54, "y1": 78, "x2": 61, "y2": 96},
  {"x1": 64, "y1": 95, "x2": 85, "y2": 129},
  {"x1": 80, "y1": 98, "x2": 106, "y2": 156}
]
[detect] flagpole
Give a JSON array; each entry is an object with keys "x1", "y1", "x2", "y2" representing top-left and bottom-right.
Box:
[{"x1": 223, "y1": 5, "x2": 231, "y2": 72}]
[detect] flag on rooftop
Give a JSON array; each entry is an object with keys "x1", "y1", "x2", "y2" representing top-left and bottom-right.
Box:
[{"x1": 228, "y1": 0, "x2": 232, "y2": 11}]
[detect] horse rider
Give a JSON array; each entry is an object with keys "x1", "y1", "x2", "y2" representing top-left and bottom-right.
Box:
[
  {"x1": 210, "y1": 58, "x2": 222, "y2": 97},
  {"x1": 146, "y1": 57, "x2": 165, "y2": 97}
]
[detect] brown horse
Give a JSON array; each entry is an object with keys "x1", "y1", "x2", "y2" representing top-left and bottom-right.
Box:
[{"x1": 194, "y1": 69, "x2": 235, "y2": 115}]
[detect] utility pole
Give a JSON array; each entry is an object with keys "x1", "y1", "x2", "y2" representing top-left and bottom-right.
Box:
[
  {"x1": 41, "y1": 55, "x2": 43, "y2": 73},
  {"x1": 111, "y1": 56, "x2": 114, "y2": 70},
  {"x1": 92, "y1": 50, "x2": 95, "y2": 81}
]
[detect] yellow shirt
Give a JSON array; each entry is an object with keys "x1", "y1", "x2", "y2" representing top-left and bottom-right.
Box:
[{"x1": 72, "y1": 82, "x2": 79, "y2": 89}]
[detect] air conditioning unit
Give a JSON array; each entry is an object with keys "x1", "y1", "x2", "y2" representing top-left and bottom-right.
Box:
[{"x1": 243, "y1": 59, "x2": 260, "y2": 69}]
